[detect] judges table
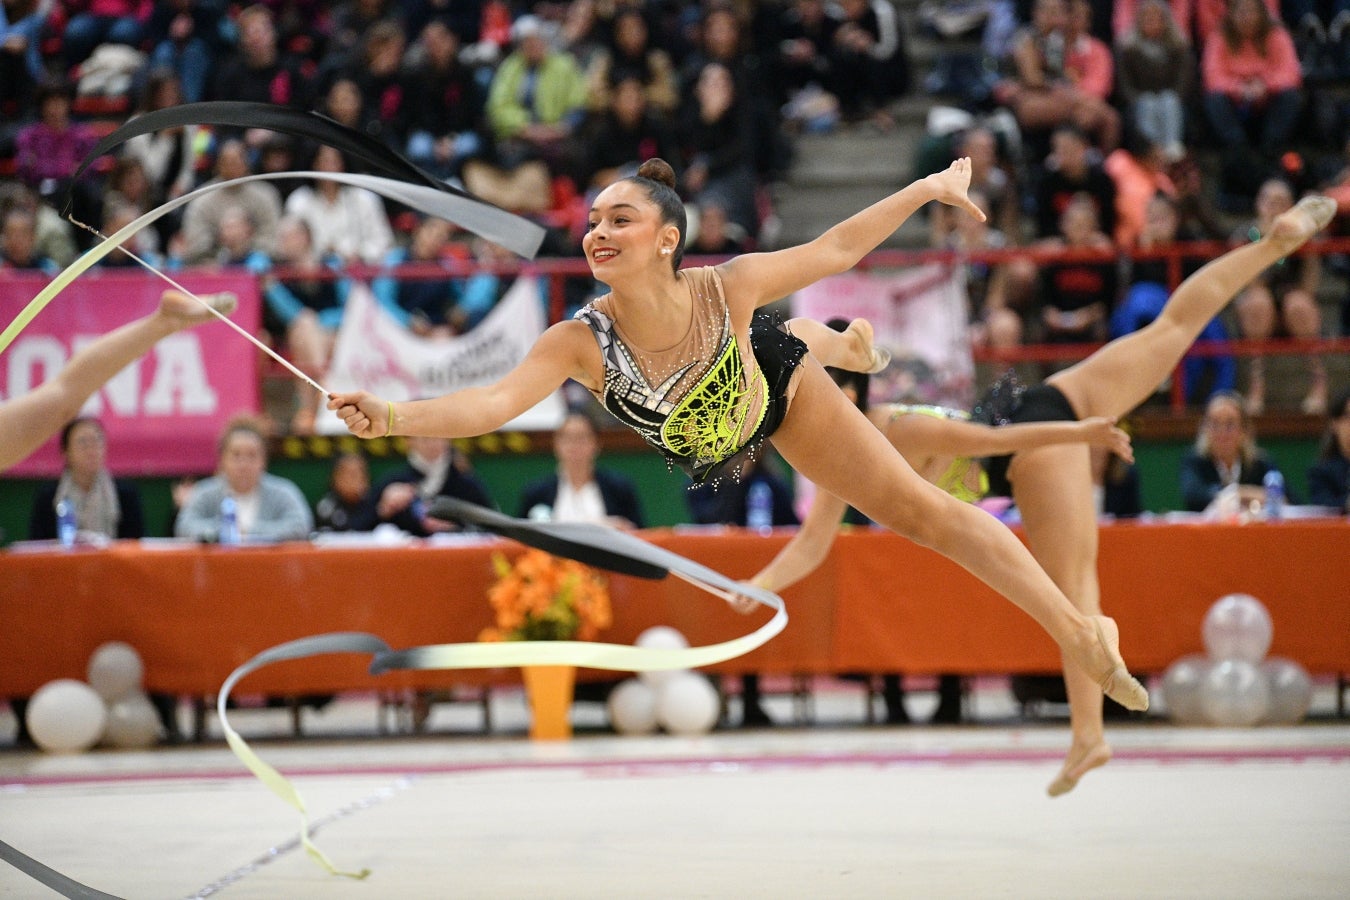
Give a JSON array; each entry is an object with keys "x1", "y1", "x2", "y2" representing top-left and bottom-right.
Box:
[{"x1": 2, "y1": 521, "x2": 1348, "y2": 700}]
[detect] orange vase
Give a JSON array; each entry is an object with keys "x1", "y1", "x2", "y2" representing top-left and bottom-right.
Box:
[{"x1": 522, "y1": 664, "x2": 576, "y2": 740}]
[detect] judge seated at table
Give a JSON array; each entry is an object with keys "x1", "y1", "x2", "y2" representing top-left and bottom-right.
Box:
[
  {"x1": 518, "y1": 412, "x2": 644, "y2": 529},
  {"x1": 372, "y1": 435, "x2": 496, "y2": 536},
  {"x1": 28, "y1": 417, "x2": 145, "y2": 543},
  {"x1": 174, "y1": 417, "x2": 314, "y2": 542}
]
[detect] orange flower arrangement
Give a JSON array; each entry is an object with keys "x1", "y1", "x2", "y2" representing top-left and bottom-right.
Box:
[{"x1": 479, "y1": 548, "x2": 612, "y2": 642}]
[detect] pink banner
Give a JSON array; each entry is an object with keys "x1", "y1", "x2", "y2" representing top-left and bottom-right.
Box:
[{"x1": 0, "y1": 270, "x2": 261, "y2": 478}]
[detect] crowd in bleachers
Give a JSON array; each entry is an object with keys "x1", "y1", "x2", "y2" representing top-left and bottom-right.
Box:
[{"x1": 0, "y1": 0, "x2": 1348, "y2": 426}]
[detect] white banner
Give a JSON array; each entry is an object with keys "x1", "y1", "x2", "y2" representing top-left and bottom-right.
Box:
[
  {"x1": 317, "y1": 276, "x2": 566, "y2": 433},
  {"x1": 792, "y1": 263, "x2": 974, "y2": 410}
]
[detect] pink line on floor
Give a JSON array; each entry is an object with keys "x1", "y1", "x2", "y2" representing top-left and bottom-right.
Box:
[{"x1": 4, "y1": 744, "x2": 1347, "y2": 788}]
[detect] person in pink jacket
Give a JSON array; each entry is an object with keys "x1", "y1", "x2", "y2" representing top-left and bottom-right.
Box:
[{"x1": 1201, "y1": 0, "x2": 1304, "y2": 204}]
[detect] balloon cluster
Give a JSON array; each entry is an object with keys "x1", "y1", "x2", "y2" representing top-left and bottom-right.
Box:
[
  {"x1": 24, "y1": 641, "x2": 162, "y2": 753},
  {"x1": 607, "y1": 626, "x2": 721, "y2": 736},
  {"x1": 1161, "y1": 594, "x2": 1313, "y2": 726}
]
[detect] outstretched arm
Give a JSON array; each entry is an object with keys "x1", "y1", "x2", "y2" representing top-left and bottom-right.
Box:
[
  {"x1": 729, "y1": 490, "x2": 850, "y2": 612},
  {"x1": 326, "y1": 319, "x2": 595, "y2": 439},
  {"x1": 886, "y1": 413, "x2": 1134, "y2": 463},
  {"x1": 0, "y1": 290, "x2": 235, "y2": 472},
  {"x1": 716, "y1": 159, "x2": 986, "y2": 313}
]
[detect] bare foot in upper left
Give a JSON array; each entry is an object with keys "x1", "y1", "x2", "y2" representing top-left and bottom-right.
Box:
[{"x1": 159, "y1": 289, "x2": 237, "y2": 329}]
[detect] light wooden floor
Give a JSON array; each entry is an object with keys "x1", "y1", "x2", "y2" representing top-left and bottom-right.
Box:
[{"x1": 2, "y1": 681, "x2": 1348, "y2": 899}]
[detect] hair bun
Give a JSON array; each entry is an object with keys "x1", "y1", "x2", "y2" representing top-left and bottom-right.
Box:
[{"x1": 636, "y1": 158, "x2": 677, "y2": 190}]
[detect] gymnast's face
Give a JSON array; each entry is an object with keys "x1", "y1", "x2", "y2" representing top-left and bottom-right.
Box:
[{"x1": 583, "y1": 181, "x2": 675, "y2": 283}]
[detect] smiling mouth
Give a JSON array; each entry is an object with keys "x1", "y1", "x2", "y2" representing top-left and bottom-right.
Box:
[{"x1": 592, "y1": 249, "x2": 618, "y2": 263}]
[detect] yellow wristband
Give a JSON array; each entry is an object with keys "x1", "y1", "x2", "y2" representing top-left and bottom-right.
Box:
[{"x1": 386, "y1": 401, "x2": 395, "y2": 436}]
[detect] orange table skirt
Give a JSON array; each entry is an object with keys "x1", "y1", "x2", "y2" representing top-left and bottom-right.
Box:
[{"x1": 2, "y1": 521, "x2": 1346, "y2": 697}]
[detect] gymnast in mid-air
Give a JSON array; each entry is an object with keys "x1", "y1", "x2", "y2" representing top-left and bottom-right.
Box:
[{"x1": 330, "y1": 156, "x2": 1152, "y2": 714}]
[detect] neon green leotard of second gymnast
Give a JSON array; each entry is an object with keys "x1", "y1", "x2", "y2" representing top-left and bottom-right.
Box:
[{"x1": 888, "y1": 403, "x2": 989, "y2": 503}]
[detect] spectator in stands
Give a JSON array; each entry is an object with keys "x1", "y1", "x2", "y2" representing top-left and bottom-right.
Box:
[
  {"x1": 102, "y1": 155, "x2": 154, "y2": 220},
  {"x1": 13, "y1": 79, "x2": 99, "y2": 228},
  {"x1": 688, "y1": 199, "x2": 750, "y2": 256},
  {"x1": 327, "y1": 0, "x2": 402, "y2": 62},
  {"x1": 0, "y1": 181, "x2": 76, "y2": 267},
  {"x1": 558, "y1": 0, "x2": 607, "y2": 74},
  {"x1": 1036, "y1": 193, "x2": 1118, "y2": 346},
  {"x1": 996, "y1": 0, "x2": 1120, "y2": 154},
  {"x1": 334, "y1": 19, "x2": 408, "y2": 147},
  {"x1": 314, "y1": 450, "x2": 377, "y2": 531},
  {"x1": 0, "y1": 0, "x2": 46, "y2": 118},
  {"x1": 584, "y1": 7, "x2": 679, "y2": 120},
  {"x1": 1111, "y1": 0, "x2": 1196, "y2": 42},
  {"x1": 145, "y1": 0, "x2": 230, "y2": 104},
  {"x1": 122, "y1": 69, "x2": 200, "y2": 211},
  {"x1": 283, "y1": 144, "x2": 394, "y2": 267},
  {"x1": 27, "y1": 416, "x2": 144, "y2": 542},
  {"x1": 1180, "y1": 390, "x2": 1285, "y2": 511},
  {"x1": 1230, "y1": 178, "x2": 1327, "y2": 414},
  {"x1": 949, "y1": 187, "x2": 1023, "y2": 350},
  {"x1": 0, "y1": 206, "x2": 59, "y2": 275},
  {"x1": 678, "y1": 3, "x2": 788, "y2": 185},
  {"x1": 1201, "y1": 0, "x2": 1304, "y2": 206},
  {"x1": 178, "y1": 138, "x2": 283, "y2": 264},
  {"x1": 577, "y1": 75, "x2": 681, "y2": 196},
  {"x1": 372, "y1": 216, "x2": 503, "y2": 336},
  {"x1": 401, "y1": 17, "x2": 486, "y2": 182},
  {"x1": 828, "y1": 0, "x2": 909, "y2": 129},
  {"x1": 479, "y1": 14, "x2": 588, "y2": 198},
  {"x1": 930, "y1": 126, "x2": 1022, "y2": 246},
  {"x1": 211, "y1": 4, "x2": 311, "y2": 118},
  {"x1": 1307, "y1": 387, "x2": 1350, "y2": 511},
  {"x1": 57, "y1": 0, "x2": 149, "y2": 71},
  {"x1": 1103, "y1": 131, "x2": 1177, "y2": 248},
  {"x1": 1114, "y1": 0, "x2": 1194, "y2": 165},
  {"x1": 208, "y1": 204, "x2": 267, "y2": 270},
  {"x1": 518, "y1": 411, "x2": 645, "y2": 528},
  {"x1": 372, "y1": 434, "x2": 495, "y2": 536},
  {"x1": 1195, "y1": 0, "x2": 1282, "y2": 46},
  {"x1": 1113, "y1": 193, "x2": 1235, "y2": 402},
  {"x1": 175, "y1": 416, "x2": 314, "y2": 541},
  {"x1": 258, "y1": 215, "x2": 350, "y2": 433},
  {"x1": 96, "y1": 199, "x2": 163, "y2": 269},
  {"x1": 772, "y1": 0, "x2": 841, "y2": 124},
  {"x1": 1032, "y1": 125, "x2": 1119, "y2": 239},
  {"x1": 315, "y1": 76, "x2": 378, "y2": 145},
  {"x1": 1062, "y1": 0, "x2": 1120, "y2": 150},
  {"x1": 679, "y1": 62, "x2": 761, "y2": 238},
  {"x1": 688, "y1": 450, "x2": 798, "y2": 726}
]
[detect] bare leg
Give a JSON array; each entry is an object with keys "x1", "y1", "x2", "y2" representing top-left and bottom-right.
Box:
[
  {"x1": 787, "y1": 317, "x2": 890, "y2": 373},
  {"x1": 771, "y1": 359, "x2": 1148, "y2": 710},
  {"x1": 1046, "y1": 196, "x2": 1336, "y2": 421},
  {"x1": 0, "y1": 290, "x2": 236, "y2": 472},
  {"x1": 1008, "y1": 444, "x2": 1113, "y2": 795}
]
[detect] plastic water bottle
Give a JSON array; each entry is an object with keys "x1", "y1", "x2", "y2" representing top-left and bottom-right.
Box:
[
  {"x1": 56, "y1": 498, "x2": 76, "y2": 548},
  {"x1": 219, "y1": 495, "x2": 240, "y2": 545},
  {"x1": 1262, "y1": 470, "x2": 1285, "y2": 521},
  {"x1": 746, "y1": 481, "x2": 774, "y2": 535}
]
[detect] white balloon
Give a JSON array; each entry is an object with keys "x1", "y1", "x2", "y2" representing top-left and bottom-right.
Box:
[
  {"x1": 87, "y1": 641, "x2": 144, "y2": 702},
  {"x1": 1199, "y1": 659, "x2": 1270, "y2": 727},
  {"x1": 607, "y1": 678, "x2": 659, "y2": 735},
  {"x1": 26, "y1": 679, "x2": 108, "y2": 753},
  {"x1": 655, "y1": 671, "x2": 721, "y2": 736},
  {"x1": 1202, "y1": 594, "x2": 1273, "y2": 664},
  {"x1": 1261, "y1": 657, "x2": 1313, "y2": 725},
  {"x1": 102, "y1": 692, "x2": 161, "y2": 749},
  {"x1": 1161, "y1": 654, "x2": 1211, "y2": 725},
  {"x1": 635, "y1": 626, "x2": 690, "y2": 689}
]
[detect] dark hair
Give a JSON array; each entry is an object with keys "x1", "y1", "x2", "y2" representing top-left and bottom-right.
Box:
[
  {"x1": 629, "y1": 158, "x2": 686, "y2": 271},
  {"x1": 822, "y1": 318, "x2": 869, "y2": 413},
  {"x1": 1318, "y1": 388, "x2": 1350, "y2": 462},
  {"x1": 60, "y1": 417, "x2": 103, "y2": 452}
]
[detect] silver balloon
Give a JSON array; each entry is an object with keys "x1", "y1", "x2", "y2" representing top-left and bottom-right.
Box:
[
  {"x1": 1261, "y1": 657, "x2": 1313, "y2": 725},
  {"x1": 1202, "y1": 594, "x2": 1273, "y2": 664},
  {"x1": 1199, "y1": 659, "x2": 1270, "y2": 726},
  {"x1": 102, "y1": 692, "x2": 161, "y2": 749},
  {"x1": 1161, "y1": 654, "x2": 1211, "y2": 724}
]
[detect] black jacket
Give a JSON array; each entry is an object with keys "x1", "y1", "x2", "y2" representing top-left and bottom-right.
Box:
[
  {"x1": 29, "y1": 479, "x2": 146, "y2": 540},
  {"x1": 517, "y1": 470, "x2": 645, "y2": 527}
]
